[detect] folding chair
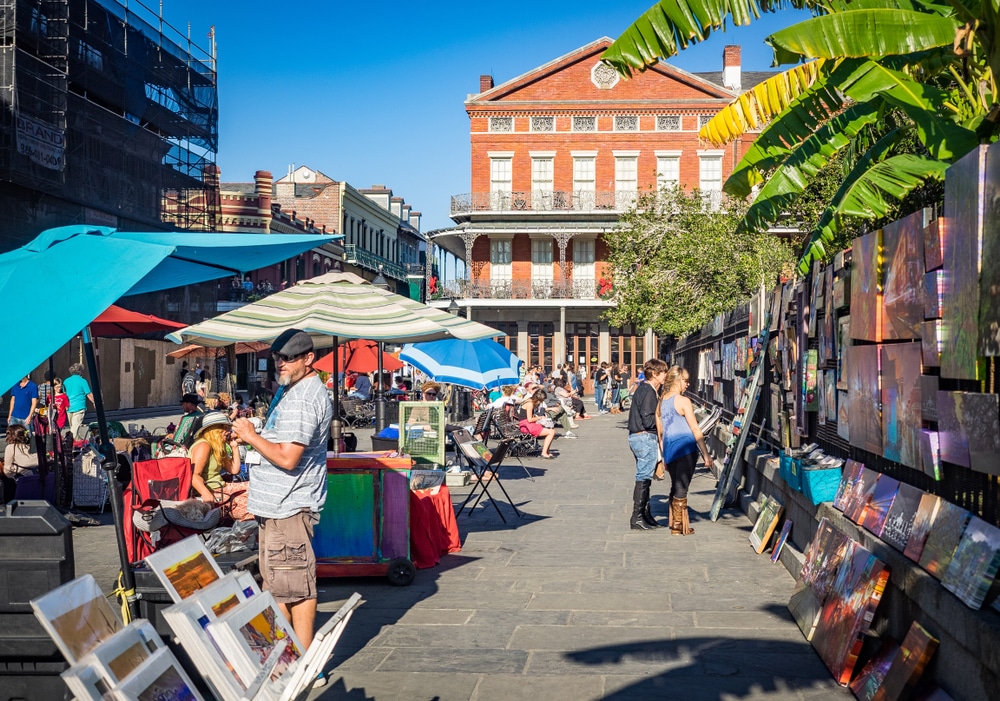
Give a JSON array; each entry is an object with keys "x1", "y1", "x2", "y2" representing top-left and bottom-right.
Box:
[
  {"x1": 472, "y1": 406, "x2": 494, "y2": 444},
  {"x1": 123, "y1": 456, "x2": 195, "y2": 564},
  {"x1": 488, "y1": 406, "x2": 537, "y2": 480},
  {"x1": 452, "y1": 432, "x2": 522, "y2": 522}
]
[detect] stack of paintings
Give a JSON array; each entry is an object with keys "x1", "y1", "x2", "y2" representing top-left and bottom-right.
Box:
[
  {"x1": 788, "y1": 518, "x2": 852, "y2": 641},
  {"x1": 844, "y1": 467, "x2": 881, "y2": 525},
  {"x1": 849, "y1": 637, "x2": 899, "y2": 701},
  {"x1": 859, "y1": 475, "x2": 900, "y2": 537},
  {"x1": 749, "y1": 495, "x2": 784, "y2": 554},
  {"x1": 875, "y1": 622, "x2": 940, "y2": 700}
]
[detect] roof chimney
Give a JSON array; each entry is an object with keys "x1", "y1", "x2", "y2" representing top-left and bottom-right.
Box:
[
  {"x1": 722, "y1": 45, "x2": 741, "y2": 92},
  {"x1": 480, "y1": 74, "x2": 494, "y2": 93}
]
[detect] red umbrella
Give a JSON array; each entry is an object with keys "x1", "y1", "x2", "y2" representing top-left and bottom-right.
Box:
[
  {"x1": 166, "y1": 341, "x2": 270, "y2": 359},
  {"x1": 91, "y1": 304, "x2": 187, "y2": 337},
  {"x1": 314, "y1": 339, "x2": 403, "y2": 375}
]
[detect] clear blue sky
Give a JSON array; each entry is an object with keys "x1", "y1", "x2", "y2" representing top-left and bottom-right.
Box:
[{"x1": 160, "y1": 1, "x2": 812, "y2": 233}]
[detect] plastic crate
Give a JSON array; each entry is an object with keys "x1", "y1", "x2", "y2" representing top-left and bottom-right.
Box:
[
  {"x1": 802, "y1": 465, "x2": 843, "y2": 505},
  {"x1": 779, "y1": 453, "x2": 803, "y2": 492},
  {"x1": 0, "y1": 660, "x2": 71, "y2": 701}
]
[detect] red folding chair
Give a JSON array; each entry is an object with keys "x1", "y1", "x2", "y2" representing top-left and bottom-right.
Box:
[{"x1": 123, "y1": 456, "x2": 195, "y2": 564}]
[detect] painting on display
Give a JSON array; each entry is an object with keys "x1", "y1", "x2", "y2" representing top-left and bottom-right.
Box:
[
  {"x1": 881, "y1": 212, "x2": 925, "y2": 340},
  {"x1": 845, "y1": 467, "x2": 881, "y2": 525},
  {"x1": 769, "y1": 286, "x2": 782, "y2": 332},
  {"x1": 851, "y1": 229, "x2": 882, "y2": 342},
  {"x1": 804, "y1": 349, "x2": 819, "y2": 412},
  {"x1": 918, "y1": 429, "x2": 942, "y2": 480},
  {"x1": 769, "y1": 384, "x2": 782, "y2": 442},
  {"x1": 837, "y1": 391, "x2": 850, "y2": 441},
  {"x1": 877, "y1": 621, "x2": 940, "y2": 701},
  {"x1": 924, "y1": 271, "x2": 942, "y2": 319},
  {"x1": 881, "y1": 343, "x2": 922, "y2": 468},
  {"x1": 960, "y1": 392, "x2": 1000, "y2": 476},
  {"x1": 936, "y1": 391, "x2": 971, "y2": 468},
  {"x1": 849, "y1": 637, "x2": 900, "y2": 701},
  {"x1": 881, "y1": 482, "x2": 924, "y2": 553},
  {"x1": 823, "y1": 265, "x2": 836, "y2": 361},
  {"x1": 834, "y1": 269, "x2": 851, "y2": 309},
  {"x1": 114, "y1": 647, "x2": 204, "y2": 701},
  {"x1": 809, "y1": 260, "x2": 822, "y2": 337},
  {"x1": 941, "y1": 516, "x2": 1000, "y2": 610},
  {"x1": 920, "y1": 375, "x2": 939, "y2": 422},
  {"x1": 30, "y1": 574, "x2": 122, "y2": 665},
  {"x1": 940, "y1": 145, "x2": 985, "y2": 380},
  {"x1": 833, "y1": 460, "x2": 865, "y2": 512},
  {"x1": 921, "y1": 320, "x2": 941, "y2": 367},
  {"x1": 978, "y1": 140, "x2": 1000, "y2": 356},
  {"x1": 904, "y1": 493, "x2": 944, "y2": 563},
  {"x1": 848, "y1": 343, "x2": 882, "y2": 456},
  {"x1": 812, "y1": 543, "x2": 890, "y2": 686},
  {"x1": 788, "y1": 518, "x2": 851, "y2": 641},
  {"x1": 924, "y1": 215, "x2": 943, "y2": 271},
  {"x1": 837, "y1": 316, "x2": 851, "y2": 389},
  {"x1": 918, "y1": 501, "x2": 972, "y2": 580},
  {"x1": 824, "y1": 372, "x2": 837, "y2": 428},
  {"x1": 749, "y1": 495, "x2": 784, "y2": 554},
  {"x1": 860, "y1": 475, "x2": 900, "y2": 537}
]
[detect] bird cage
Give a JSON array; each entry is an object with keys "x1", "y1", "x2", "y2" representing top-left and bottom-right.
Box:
[{"x1": 398, "y1": 401, "x2": 446, "y2": 466}]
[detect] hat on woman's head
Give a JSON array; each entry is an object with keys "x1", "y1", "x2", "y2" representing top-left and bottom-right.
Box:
[{"x1": 195, "y1": 411, "x2": 231, "y2": 438}]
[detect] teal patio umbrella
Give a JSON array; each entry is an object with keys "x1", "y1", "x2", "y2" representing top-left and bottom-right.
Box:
[{"x1": 0, "y1": 224, "x2": 338, "y2": 618}]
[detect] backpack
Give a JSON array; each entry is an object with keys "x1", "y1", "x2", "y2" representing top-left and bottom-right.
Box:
[{"x1": 182, "y1": 371, "x2": 197, "y2": 395}]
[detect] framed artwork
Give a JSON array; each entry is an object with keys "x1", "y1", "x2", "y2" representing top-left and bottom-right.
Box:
[
  {"x1": 61, "y1": 621, "x2": 163, "y2": 701},
  {"x1": 921, "y1": 320, "x2": 941, "y2": 367},
  {"x1": 920, "y1": 375, "x2": 939, "y2": 422},
  {"x1": 770, "y1": 520, "x2": 793, "y2": 564},
  {"x1": 904, "y1": 493, "x2": 943, "y2": 563},
  {"x1": 823, "y1": 266, "x2": 836, "y2": 361},
  {"x1": 749, "y1": 495, "x2": 784, "y2": 554},
  {"x1": 833, "y1": 272, "x2": 851, "y2": 310},
  {"x1": 880, "y1": 343, "x2": 922, "y2": 468},
  {"x1": 918, "y1": 430, "x2": 942, "y2": 480},
  {"x1": 833, "y1": 460, "x2": 865, "y2": 512},
  {"x1": 860, "y1": 475, "x2": 900, "y2": 537},
  {"x1": 979, "y1": 140, "x2": 1000, "y2": 356},
  {"x1": 848, "y1": 344, "x2": 882, "y2": 456},
  {"x1": 851, "y1": 229, "x2": 882, "y2": 342},
  {"x1": 837, "y1": 391, "x2": 850, "y2": 441},
  {"x1": 881, "y1": 483, "x2": 924, "y2": 553},
  {"x1": 113, "y1": 646, "x2": 204, "y2": 701},
  {"x1": 876, "y1": 621, "x2": 939, "y2": 700},
  {"x1": 31, "y1": 574, "x2": 122, "y2": 664},
  {"x1": 941, "y1": 516, "x2": 1000, "y2": 610},
  {"x1": 824, "y1": 371, "x2": 837, "y2": 427},
  {"x1": 881, "y1": 212, "x2": 924, "y2": 340},
  {"x1": 918, "y1": 501, "x2": 971, "y2": 580},
  {"x1": 144, "y1": 536, "x2": 224, "y2": 603},
  {"x1": 809, "y1": 260, "x2": 822, "y2": 337},
  {"x1": 849, "y1": 637, "x2": 899, "y2": 701}
]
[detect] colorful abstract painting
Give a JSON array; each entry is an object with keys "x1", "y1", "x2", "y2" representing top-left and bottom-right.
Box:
[
  {"x1": 881, "y1": 482, "x2": 923, "y2": 553},
  {"x1": 923, "y1": 215, "x2": 943, "y2": 271},
  {"x1": 904, "y1": 493, "x2": 943, "y2": 563},
  {"x1": 825, "y1": 371, "x2": 837, "y2": 427},
  {"x1": 834, "y1": 460, "x2": 865, "y2": 512},
  {"x1": 838, "y1": 391, "x2": 850, "y2": 441},
  {"x1": 920, "y1": 375, "x2": 939, "y2": 422},
  {"x1": 924, "y1": 271, "x2": 942, "y2": 319},
  {"x1": 789, "y1": 518, "x2": 852, "y2": 641},
  {"x1": 848, "y1": 343, "x2": 882, "y2": 456},
  {"x1": 978, "y1": 140, "x2": 1000, "y2": 356},
  {"x1": 805, "y1": 349, "x2": 819, "y2": 411},
  {"x1": 837, "y1": 316, "x2": 851, "y2": 389},
  {"x1": 846, "y1": 467, "x2": 881, "y2": 525},
  {"x1": 918, "y1": 501, "x2": 971, "y2": 580},
  {"x1": 922, "y1": 320, "x2": 940, "y2": 367},
  {"x1": 882, "y1": 212, "x2": 925, "y2": 340},
  {"x1": 852, "y1": 229, "x2": 882, "y2": 342},
  {"x1": 918, "y1": 429, "x2": 942, "y2": 480},
  {"x1": 942, "y1": 516, "x2": 1000, "y2": 610},
  {"x1": 860, "y1": 475, "x2": 900, "y2": 536},
  {"x1": 937, "y1": 391, "x2": 971, "y2": 468},
  {"x1": 877, "y1": 622, "x2": 939, "y2": 701},
  {"x1": 881, "y1": 343, "x2": 922, "y2": 468},
  {"x1": 812, "y1": 543, "x2": 890, "y2": 686},
  {"x1": 823, "y1": 265, "x2": 836, "y2": 361},
  {"x1": 849, "y1": 638, "x2": 900, "y2": 701},
  {"x1": 940, "y1": 145, "x2": 985, "y2": 380}
]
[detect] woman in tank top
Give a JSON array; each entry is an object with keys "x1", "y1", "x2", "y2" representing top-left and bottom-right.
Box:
[{"x1": 660, "y1": 366, "x2": 714, "y2": 535}]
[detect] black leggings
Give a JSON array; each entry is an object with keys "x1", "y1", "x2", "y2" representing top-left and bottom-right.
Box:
[
  {"x1": 571, "y1": 397, "x2": 587, "y2": 417},
  {"x1": 667, "y1": 451, "x2": 697, "y2": 499}
]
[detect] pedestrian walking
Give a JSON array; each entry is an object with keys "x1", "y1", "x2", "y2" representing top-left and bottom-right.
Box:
[
  {"x1": 660, "y1": 366, "x2": 713, "y2": 536},
  {"x1": 7, "y1": 375, "x2": 38, "y2": 435},
  {"x1": 627, "y1": 359, "x2": 668, "y2": 530},
  {"x1": 63, "y1": 363, "x2": 95, "y2": 438}
]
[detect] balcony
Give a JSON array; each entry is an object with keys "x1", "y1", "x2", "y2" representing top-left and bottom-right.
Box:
[
  {"x1": 450, "y1": 190, "x2": 638, "y2": 216},
  {"x1": 439, "y1": 279, "x2": 603, "y2": 301},
  {"x1": 344, "y1": 245, "x2": 407, "y2": 280}
]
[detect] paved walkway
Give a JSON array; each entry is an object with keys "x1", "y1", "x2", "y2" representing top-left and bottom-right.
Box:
[{"x1": 72, "y1": 410, "x2": 847, "y2": 701}]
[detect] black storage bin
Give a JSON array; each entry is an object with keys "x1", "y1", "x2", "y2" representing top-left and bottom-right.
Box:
[
  {"x1": 0, "y1": 660, "x2": 71, "y2": 701},
  {"x1": 0, "y1": 501, "x2": 74, "y2": 661}
]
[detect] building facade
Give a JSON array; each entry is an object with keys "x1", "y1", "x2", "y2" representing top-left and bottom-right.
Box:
[{"x1": 433, "y1": 38, "x2": 766, "y2": 389}]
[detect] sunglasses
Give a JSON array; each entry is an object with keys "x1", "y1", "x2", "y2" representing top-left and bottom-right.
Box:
[
  {"x1": 272, "y1": 352, "x2": 305, "y2": 363},
  {"x1": 424, "y1": 391, "x2": 438, "y2": 397}
]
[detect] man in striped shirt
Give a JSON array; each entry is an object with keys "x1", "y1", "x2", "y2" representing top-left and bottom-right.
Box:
[{"x1": 231, "y1": 328, "x2": 332, "y2": 651}]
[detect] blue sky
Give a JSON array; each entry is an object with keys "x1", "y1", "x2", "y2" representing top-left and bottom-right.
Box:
[{"x1": 160, "y1": 1, "x2": 812, "y2": 233}]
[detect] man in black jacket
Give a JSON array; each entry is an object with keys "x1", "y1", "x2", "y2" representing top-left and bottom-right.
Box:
[{"x1": 627, "y1": 358, "x2": 668, "y2": 530}]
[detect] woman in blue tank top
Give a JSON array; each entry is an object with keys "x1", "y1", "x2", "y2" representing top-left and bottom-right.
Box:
[{"x1": 660, "y1": 366, "x2": 714, "y2": 535}]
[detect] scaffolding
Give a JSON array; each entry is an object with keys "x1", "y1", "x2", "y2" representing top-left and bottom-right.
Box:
[{"x1": 0, "y1": 0, "x2": 218, "y2": 249}]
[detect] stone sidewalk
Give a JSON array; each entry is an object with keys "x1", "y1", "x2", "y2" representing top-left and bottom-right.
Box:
[{"x1": 71, "y1": 411, "x2": 848, "y2": 701}]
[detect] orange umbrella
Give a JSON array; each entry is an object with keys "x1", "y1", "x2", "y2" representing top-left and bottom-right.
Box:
[
  {"x1": 91, "y1": 304, "x2": 186, "y2": 336},
  {"x1": 314, "y1": 339, "x2": 403, "y2": 375},
  {"x1": 167, "y1": 341, "x2": 270, "y2": 358}
]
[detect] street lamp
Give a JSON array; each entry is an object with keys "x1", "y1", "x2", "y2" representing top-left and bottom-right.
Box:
[
  {"x1": 448, "y1": 296, "x2": 459, "y2": 315},
  {"x1": 372, "y1": 265, "x2": 389, "y2": 291}
]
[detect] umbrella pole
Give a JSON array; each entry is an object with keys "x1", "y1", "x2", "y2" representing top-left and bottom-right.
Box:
[
  {"x1": 82, "y1": 326, "x2": 139, "y2": 620},
  {"x1": 375, "y1": 342, "x2": 387, "y2": 433},
  {"x1": 330, "y1": 336, "x2": 342, "y2": 457}
]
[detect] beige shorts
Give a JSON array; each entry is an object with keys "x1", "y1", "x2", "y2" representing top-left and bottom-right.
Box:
[{"x1": 257, "y1": 510, "x2": 319, "y2": 604}]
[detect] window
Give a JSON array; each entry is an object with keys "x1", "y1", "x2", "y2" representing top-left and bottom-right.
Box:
[
  {"x1": 531, "y1": 116, "x2": 554, "y2": 132},
  {"x1": 489, "y1": 116, "x2": 513, "y2": 132},
  {"x1": 615, "y1": 156, "x2": 638, "y2": 206},
  {"x1": 572, "y1": 116, "x2": 596, "y2": 132},
  {"x1": 656, "y1": 115, "x2": 681, "y2": 131},
  {"x1": 490, "y1": 238, "x2": 512, "y2": 289},
  {"x1": 699, "y1": 153, "x2": 724, "y2": 210},
  {"x1": 614, "y1": 115, "x2": 638, "y2": 132},
  {"x1": 532, "y1": 157, "x2": 553, "y2": 209},
  {"x1": 531, "y1": 238, "x2": 553, "y2": 283},
  {"x1": 490, "y1": 157, "x2": 512, "y2": 209},
  {"x1": 573, "y1": 156, "x2": 595, "y2": 209},
  {"x1": 698, "y1": 115, "x2": 714, "y2": 129},
  {"x1": 573, "y1": 238, "x2": 595, "y2": 296},
  {"x1": 656, "y1": 154, "x2": 680, "y2": 190}
]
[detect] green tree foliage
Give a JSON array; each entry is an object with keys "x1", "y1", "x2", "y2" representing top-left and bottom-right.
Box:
[{"x1": 604, "y1": 187, "x2": 796, "y2": 336}]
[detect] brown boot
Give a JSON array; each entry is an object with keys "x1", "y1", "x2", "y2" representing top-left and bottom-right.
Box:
[{"x1": 671, "y1": 497, "x2": 695, "y2": 536}]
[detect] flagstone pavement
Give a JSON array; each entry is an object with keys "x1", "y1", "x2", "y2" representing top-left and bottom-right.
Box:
[{"x1": 72, "y1": 410, "x2": 849, "y2": 701}]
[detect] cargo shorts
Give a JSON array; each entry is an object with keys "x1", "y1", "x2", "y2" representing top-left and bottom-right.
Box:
[{"x1": 257, "y1": 510, "x2": 320, "y2": 604}]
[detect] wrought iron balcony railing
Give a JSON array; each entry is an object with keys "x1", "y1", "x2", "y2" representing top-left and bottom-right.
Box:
[
  {"x1": 450, "y1": 190, "x2": 639, "y2": 216},
  {"x1": 344, "y1": 244, "x2": 407, "y2": 280},
  {"x1": 438, "y1": 278, "x2": 604, "y2": 301}
]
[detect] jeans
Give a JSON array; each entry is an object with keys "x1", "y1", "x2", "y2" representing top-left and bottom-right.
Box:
[
  {"x1": 629, "y1": 431, "x2": 659, "y2": 481},
  {"x1": 594, "y1": 384, "x2": 605, "y2": 412}
]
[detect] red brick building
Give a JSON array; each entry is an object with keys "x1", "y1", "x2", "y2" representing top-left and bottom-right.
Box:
[{"x1": 432, "y1": 37, "x2": 766, "y2": 388}]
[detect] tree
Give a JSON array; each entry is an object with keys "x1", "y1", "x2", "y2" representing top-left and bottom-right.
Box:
[
  {"x1": 604, "y1": 187, "x2": 796, "y2": 337},
  {"x1": 603, "y1": 0, "x2": 996, "y2": 273}
]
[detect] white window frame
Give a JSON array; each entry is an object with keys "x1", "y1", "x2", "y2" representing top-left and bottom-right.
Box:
[
  {"x1": 489, "y1": 152, "x2": 513, "y2": 210},
  {"x1": 572, "y1": 236, "x2": 596, "y2": 296},
  {"x1": 530, "y1": 236, "x2": 554, "y2": 284},
  {"x1": 490, "y1": 235, "x2": 513, "y2": 291},
  {"x1": 614, "y1": 151, "x2": 639, "y2": 207},
  {"x1": 655, "y1": 150, "x2": 681, "y2": 191},
  {"x1": 572, "y1": 152, "x2": 597, "y2": 210},
  {"x1": 530, "y1": 152, "x2": 554, "y2": 210},
  {"x1": 698, "y1": 150, "x2": 725, "y2": 210}
]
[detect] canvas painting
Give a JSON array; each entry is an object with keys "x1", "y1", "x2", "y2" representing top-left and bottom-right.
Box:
[
  {"x1": 941, "y1": 516, "x2": 1000, "y2": 610},
  {"x1": 805, "y1": 349, "x2": 819, "y2": 412},
  {"x1": 750, "y1": 496, "x2": 784, "y2": 554},
  {"x1": 876, "y1": 621, "x2": 939, "y2": 701},
  {"x1": 770, "y1": 384, "x2": 783, "y2": 442},
  {"x1": 881, "y1": 212, "x2": 925, "y2": 340},
  {"x1": 834, "y1": 460, "x2": 865, "y2": 512},
  {"x1": 809, "y1": 260, "x2": 822, "y2": 337},
  {"x1": 860, "y1": 475, "x2": 900, "y2": 537},
  {"x1": 812, "y1": 544, "x2": 890, "y2": 686},
  {"x1": 769, "y1": 286, "x2": 782, "y2": 332},
  {"x1": 940, "y1": 145, "x2": 985, "y2": 381},
  {"x1": 937, "y1": 391, "x2": 971, "y2": 468},
  {"x1": 833, "y1": 273, "x2": 851, "y2": 310},
  {"x1": 145, "y1": 536, "x2": 224, "y2": 603},
  {"x1": 924, "y1": 271, "x2": 942, "y2": 319},
  {"x1": 922, "y1": 320, "x2": 941, "y2": 367},
  {"x1": 824, "y1": 372, "x2": 837, "y2": 427},
  {"x1": 918, "y1": 501, "x2": 971, "y2": 580},
  {"x1": 823, "y1": 265, "x2": 836, "y2": 361},
  {"x1": 881, "y1": 483, "x2": 924, "y2": 553},
  {"x1": 845, "y1": 467, "x2": 881, "y2": 525},
  {"x1": 848, "y1": 343, "x2": 882, "y2": 456},
  {"x1": 115, "y1": 647, "x2": 204, "y2": 701},
  {"x1": 923, "y1": 215, "x2": 943, "y2": 271},
  {"x1": 851, "y1": 229, "x2": 882, "y2": 342},
  {"x1": 788, "y1": 518, "x2": 851, "y2": 641},
  {"x1": 904, "y1": 493, "x2": 944, "y2": 563},
  {"x1": 849, "y1": 637, "x2": 899, "y2": 701},
  {"x1": 978, "y1": 139, "x2": 1000, "y2": 356},
  {"x1": 918, "y1": 430, "x2": 942, "y2": 480},
  {"x1": 838, "y1": 391, "x2": 850, "y2": 441},
  {"x1": 771, "y1": 520, "x2": 793, "y2": 564},
  {"x1": 31, "y1": 574, "x2": 122, "y2": 664},
  {"x1": 960, "y1": 392, "x2": 1000, "y2": 476},
  {"x1": 881, "y1": 343, "x2": 922, "y2": 468},
  {"x1": 920, "y1": 375, "x2": 939, "y2": 422},
  {"x1": 837, "y1": 316, "x2": 851, "y2": 389},
  {"x1": 818, "y1": 370, "x2": 827, "y2": 424}
]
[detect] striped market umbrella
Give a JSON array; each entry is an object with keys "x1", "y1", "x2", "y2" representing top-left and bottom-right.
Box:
[{"x1": 400, "y1": 338, "x2": 522, "y2": 390}]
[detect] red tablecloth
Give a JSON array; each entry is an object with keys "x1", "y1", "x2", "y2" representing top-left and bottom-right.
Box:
[{"x1": 409, "y1": 485, "x2": 461, "y2": 568}]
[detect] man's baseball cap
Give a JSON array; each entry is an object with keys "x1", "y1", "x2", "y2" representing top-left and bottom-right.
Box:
[
  {"x1": 181, "y1": 393, "x2": 200, "y2": 405},
  {"x1": 271, "y1": 328, "x2": 314, "y2": 356}
]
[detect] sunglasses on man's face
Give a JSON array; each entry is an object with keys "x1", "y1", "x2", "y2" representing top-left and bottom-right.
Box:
[
  {"x1": 424, "y1": 391, "x2": 438, "y2": 397},
  {"x1": 272, "y1": 352, "x2": 305, "y2": 364}
]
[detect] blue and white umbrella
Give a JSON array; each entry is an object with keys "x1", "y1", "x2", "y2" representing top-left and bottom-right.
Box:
[{"x1": 400, "y1": 338, "x2": 522, "y2": 390}]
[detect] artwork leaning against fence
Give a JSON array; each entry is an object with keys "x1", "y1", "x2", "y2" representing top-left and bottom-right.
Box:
[
  {"x1": 848, "y1": 344, "x2": 882, "y2": 456},
  {"x1": 851, "y1": 230, "x2": 882, "y2": 342},
  {"x1": 978, "y1": 140, "x2": 1000, "y2": 356},
  {"x1": 880, "y1": 343, "x2": 922, "y2": 468},
  {"x1": 918, "y1": 501, "x2": 971, "y2": 580},
  {"x1": 881, "y1": 212, "x2": 924, "y2": 340},
  {"x1": 936, "y1": 391, "x2": 971, "y2": 468},
  {"x1": 881, "y1": 482, "x2": 923, "y2": 553}
]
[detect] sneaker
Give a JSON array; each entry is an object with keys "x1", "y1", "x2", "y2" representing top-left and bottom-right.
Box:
[
  {"x1": 314, "y1": 672, "x2": 328, "y2": 688},
  {"x1": 565, "y1": 431, "x2": 578, "y2": 439}
]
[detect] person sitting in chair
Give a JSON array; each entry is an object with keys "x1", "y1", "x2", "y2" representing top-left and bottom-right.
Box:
[
  {"x1": 188, "y1": 412, "x2": 241, "y2": 503},
  {"x1": 348, "y1": 372, "x2": 372, "y2": 400},
  {"x1": 1, "y1": 425, "x2": 37, "y2": 503}
]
